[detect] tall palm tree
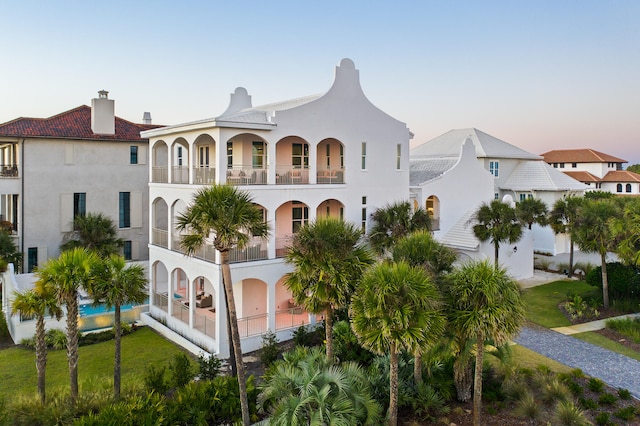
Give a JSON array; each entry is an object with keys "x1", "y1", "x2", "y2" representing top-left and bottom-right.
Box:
[
  {"x1": 448, "y1": 260, "x2": 525, "y2": 426},
  {"x1": 36, "y1": 247, "x2": 99, "y2": 405},
  {"x1": 548, "y1": 196, "x2": 583, "y2": 277},
  {"x1": 612, "y1": 197, "x2": 640, "y2": 266},
  {"x1": 176, "y1": 184, "x2": 268, "y2": 426},
  {"x1": 89, "y1": 254, "x2": 147, "y2": 399},
  {"x1": 573, "y1": 198, "x2": 619, "y2": 308},
  {"x1": 368, "y1": 201, "x2": 431, "y2": 256},
  {"x1": 60, "y1": 212, "x2": 124, "y2": 258},
  {"x1": 471, "y1": 200, "x2": 523, "y2": 267},
  {"x1": 285, "y1": 217, "x2": 374, "y2": 361},
  {"x1": 351, "y1": 262, "x2": 445, "y2": 426},
  {"x1": 11, "y1": 281, "x2": 62, "y2": 403},
  {"x1": 392, "y1": 230, "x2": 457, "y2": 384},
  {"x1": 515, "y1": 197, "x2": 548, "y2": 230}
]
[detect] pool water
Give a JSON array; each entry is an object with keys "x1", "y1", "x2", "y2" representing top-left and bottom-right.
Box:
[{"x1": 78, "y1": 301, "x2": 144, "y2": 317}]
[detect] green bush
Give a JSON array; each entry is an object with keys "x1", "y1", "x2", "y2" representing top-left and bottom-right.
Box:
[
  {"x1": 617, "y1": 387, "x2": 632, "y2": 400},
  {"x1": 553, "y1": 400, "x2": 590, "y2": 426},
  {"x1": 143, "y1": 364, "x2": 168, "y2": 395},
  {"x1": 0, "y1": 310, "x2": 9, "y2": 339},
  {"x1": 259, "y1": 330, "x2": 280, "y2": 367},
  {"x1": 586, "y1": 262, "x2": 640, "y2": 300},
  {"x1": 168, "y1": 353, "x2": 194, "y2": 389},
  {"x1": 588, "y1": 377, "x2": 605, "y2": 393},
  {"x1": 598, "y1": 392, "x2": 617, "y2": 405},
  {"x1": 595, "y1": 412, "x2": 611, "y2": 426},
  {"x1": 292, "y1": 323, "x2": 324, "y2": 347},
  {"x1": 332, "y1": 320, "x2": 374, "y2": 365},
  {"x1": 614, "y1": 405, "x2": 636, "y2": 421},
  {"x1": 578, "y1": 397, "x2": 598, "y2": 410},
  {"x1": 197, "y1": 353, "x2": 221, "y2": 381}
]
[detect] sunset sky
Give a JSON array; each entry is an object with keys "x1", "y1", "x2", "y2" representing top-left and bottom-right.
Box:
[{"x1": 2, "y1": 1, "x2": 639, "y2": 163}]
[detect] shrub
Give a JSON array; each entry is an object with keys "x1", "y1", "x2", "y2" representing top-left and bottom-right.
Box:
[
  {"x1": 0, "y1": 308, "x2": 9, "y2": 339},
  {"x1": 197, "y1": 353, "x2": 221, "y2": 381},
  {"x1": 617, "y1": 387, "x2": 632, "y2": 400},
  {"x1": 333, "y1": 320, "x2": 374, "y2": 364},
  {"x1": 598, "y1": 392, "x2": 617, "y2": 405},
  {"x1": 595, "y1": 412, "x2": 611, "y2": 426},
  {"x1": 606, "y1": 317, "x2": 640, "y2": 343},
  {"x1": 553, "y1": 400, "x2": 590, "y2": 426},
  {"x1": 259, "y1": 330, "x2": 280, "y2": 367},
  {"x1": 143, "y1": 364, "x2": 168, "y2": 395},
  {"x1": 586, "y1": 262, "x2": 640, "y2": 300},
  {"x1": 410, "y1": 383, "x2": 449, "y2": 421},
  {"x1": 564, "y1": 294, "x2": 599, "y2": 320},
  {"x1": 292, "y1": 324, "x2": 324, "y2": 347},
  {"x1": 513, "y1": 392, "x2": 541, "y2": 422},
  {"x1": 565, "y1": 379, "x2": 584, "y2": 397},
  {"x1": 541, "y1": 378, "x2": 571, "y2": 403},
  {"x1": 169, "y1": 353, "x2": 194, "y2": 389},
  {"x1": 588, "y1": 377, "x2": 605, "y2": 393},
  {"x1": 46, "y1": 328, "x2": 67, "y2": 350},
  {"x1": 614, "y1": 405, "x2": 636, "y2": 421},
  {"x1": 578, "y1": 397, "x2": 598, "y2": 410}
]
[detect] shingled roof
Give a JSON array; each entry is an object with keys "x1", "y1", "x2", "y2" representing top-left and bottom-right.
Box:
[
  {"x1": 541, "y1": 149, "x2": 627, "y2": 164},
  {"x1": 0, "y1": 106, "x2": 161, "y2": 141}
]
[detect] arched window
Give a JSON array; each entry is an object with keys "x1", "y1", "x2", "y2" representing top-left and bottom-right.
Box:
[
  {"x1": 617, "y1": 183, "x2": 623, "y2": 193},
  {"x1": 626, "y1": 183, "x2": 632, "y2": 193}
]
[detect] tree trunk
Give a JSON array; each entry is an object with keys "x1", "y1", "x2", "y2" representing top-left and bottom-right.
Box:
[
  {"x1": 414, "y1": 352, "x2": 423, "y2": 385},
  {"x1": 568, "y1": 238, "x2": 575, "y2": 278},
  {"x1": 389, "y1": 342, "x2": 398, "y2": 426},
  {"x1": 494, "y1": 242, "x2": 500, "y2": 269},
  {"x1": 601, "y1": 252, "x2": 609, "y2": 309},
  {"x1": 473, "y1": 333, "x2": 485, "y2": 426},
  {"x1": 66, "y1": 293, "x2": 80, "y2": 405},
  {"x1": 325, "y1": 308, "x2": 333, "y2": 361},
  {"x1": 220, "y1": 251, "x2": 251, "y2": 426},
  {"x1": 224, "y1": 289, "x2": 237, "y2": 377},
  {"x1": 114, "y1": 304, "x2": 121, "y2": 400},
  {"x1": 454, "y1": 355, "x2": 473, "y2": 402},
  {"x1": 35, "y1": 314, "x2": 47, "y2": 404}
]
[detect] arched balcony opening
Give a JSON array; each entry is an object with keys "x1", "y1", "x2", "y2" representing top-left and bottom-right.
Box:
[
  {"x1": 171, "y1": 138, "x2": 190, "y2": 184},
  {"x1": 151, "y1": 197, "x2": 169, "y2": 247},
  {"x1": 316, "y1": 199, "x2": 345, "y2": 220},
  {"x1": 193, "y1": 134, "x2": 216, "y2": 184},
  {"x1": 275, "y1": 277, "x2": 310, "y2": 331},
  {"x1": 234, "y1": 278, "x2": 268, "y2": 337},
  {"x1": 191, "y1": 276, "x2": 216, "y2": 339},
  {"x1": 426, "y1": 195, "x2": 440, "y2": 231},
  {"x1": 275, "y1": 200, "x2": 309, "y2": 257},
  {"x1": 151, "y1": 261, "x2": 169, "y2": 311},
  {"x1": 170, "y1": 268, "x2": 190, "y2": 323},
  {"x1": 229, "y1": 204, "x2": 268, "y2": 263},
  {"x1": 276, "y1": 136, "x2": 310, "y2": 184},
  {"x1": 226, "y1": 134, "x2": 268, "y2": 185},
  {"x1": 316, "y1": 138, "x2": 345, "y2": 184},
  {"x1": 152, "y1": 141, "x2": 168, "y2": 183},
  {"x1": 171, "y1": 199, "x2": 189, "y2": 253}
]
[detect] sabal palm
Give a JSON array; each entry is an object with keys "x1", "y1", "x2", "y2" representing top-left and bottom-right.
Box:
[
  {"x1": 285, "y1": 217, "x2": 374, "y2": 360},
  {"x1": 36, "y1": 247, "x2": 99, "y2": 404},
  {"x1": 11, "y1": 281, "x2": 62, "y2": 403},
  {"x1": 368, "y1": 201, "x2": 431, "y2": 256},
  {"x1": 548, "y1": 196, "x2": 583, "y2": 277},
  {"x1": 90, "y1": 254, "x2": 147, "y2": 399},
  {"x1": 258, "y1": 347, "x2": 381, "y2": 425},
  {"x1": 448, "y1": 260, "x2": 525, "y2": 426},
  {"x1": 176, "y1": 184, "x2": 268, "y2": 426},
  {"x1": 60, "y1": 212, "x2": 124, "y2": 258},
  {"x1": 472, "y1": 200, "x2": 522, "y2": 267},
  {"x1": 515, "y1": 197, "x2": 548, "y2": 230},
  {"x1": 573, "y1": 198, "x2": 619, "y2": 308},
  {"x1": 612, "y1": 198, "x2": 640, "y2": 266},
  {"x1": 351, "y1": 262, "x2": 445, "y2": 426}
]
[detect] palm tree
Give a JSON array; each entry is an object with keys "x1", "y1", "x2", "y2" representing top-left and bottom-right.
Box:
[
  {"x1": 612, "y1": 198, "x2": 640, "y2": 266},
  {"x1": 258, "y1": 347, "x2": 381, "y2": 425},
  {"x1": 89, "y1": 254, "x2": 147, "y2": 399},
  {"x1": 11, "y1": 281, "x2": 62, "y2": 403},
  {"x1": 60, "y1": 212, "x2": 124, "y2": 257},
  {"x1": 351, "y1": 262, "x2": 445, "y2": 426},
  {"x1": 176, "y1": 184, "x2": 268, "y2": 426},
  {"x1": 368, "y1": 201, "x2": 431, "y2": 256},
  {"x1": 548, "y1": 196, "x2": 583, "y2": 277},
  {"x1": 285, "y1": 217, "x2": 374, "y2": 361},
  {"x1": 36, "y1": 247, "x2": 99, "y2": 404},
  {"x1": 0, "y1": 229, "x2": 22, "y2": 272},
  {"x1": 448, "y1": 260, "x2": 525, "y2": 426},
  {"x1": 573, "y1": 198, "x2": 619, "y2": 309},
  {"x1": 471, "y1": 200, "x2": 523, "y2": 267},
  {"x1": 515, "y1": 197, "x2": 548, "y2": 230},
  {"x1": 392, "y1": 230, "x2": 457, "y2": 384}
]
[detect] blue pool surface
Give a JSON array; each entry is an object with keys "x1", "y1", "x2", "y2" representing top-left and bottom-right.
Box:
[{"x1": 78, "y1": 301, "x2": 144, "y2": 317}]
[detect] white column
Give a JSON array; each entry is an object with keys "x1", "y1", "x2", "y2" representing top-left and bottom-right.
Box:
[{"x1": 267, "y1": 279, "x2": 276, "y2": 332}]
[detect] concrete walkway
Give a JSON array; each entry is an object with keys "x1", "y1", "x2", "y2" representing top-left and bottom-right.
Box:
[{"x1": 551, "y1": 313, "x2": 640, "y2": 335}]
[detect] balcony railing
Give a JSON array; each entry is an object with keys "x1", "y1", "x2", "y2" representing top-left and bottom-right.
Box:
[
  {"x1": 237, "y1": 313, "x2": 268, "y2": 338},
  {"x1": 275, "y1": 236, "x2": 292, "y2": 258},
  {"x1": 227, "y1": 166, "x2": 267, "y2": 185},
  {"x1": 153, "y1": 292, "x2": 169, "y2": 312},
  {"x1": 0, "y1": 165, "x2": 18, "y2": 178},
  {"x1": 194, "y1": 166, "x2": 216, "y2": 185},
  {"x1": 172, "y1": 166, "x2": 189, "y2": 184},
  {"x1": 152, "y1": 166, "x2": 168, "y2": 183},
  {"x1": 275, "y1": 307, "x2": 308, "y2": 331},
  {"x1": 152, "y1": 228, "x2": 168, "y2": 248},
  {"x1": 229, "y1": 239, "x2": 268, "y2": 263},
  {"x1": 194, "y1": 311, "x2": 216, "y2": 339},
  {"x1": 316, "y1": 166, "x2": 344, "y2": 184},
  {"x1": 276, "y1": 166, "x2": 309, "y2": 184}
]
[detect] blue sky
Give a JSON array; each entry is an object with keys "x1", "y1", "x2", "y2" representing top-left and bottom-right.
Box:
[{"x1": 2, "y1": 1, "x2": 639, "y2": 163}]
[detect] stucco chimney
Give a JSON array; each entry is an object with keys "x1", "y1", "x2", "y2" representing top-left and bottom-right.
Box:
[
  {"x1": 219, "y1": 87, "x2": 252, "y2": 117},
  {"x1": 91, "y1": 90, "x2": 115, "y2": 135},
  {"x1": 142, "y1": 112, "x2": 152, "y2": 124}
]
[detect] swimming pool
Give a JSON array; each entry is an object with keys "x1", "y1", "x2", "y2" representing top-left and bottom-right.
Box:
[{"x1": 78, "y1": 300, "x2": 147, "y2": 317}]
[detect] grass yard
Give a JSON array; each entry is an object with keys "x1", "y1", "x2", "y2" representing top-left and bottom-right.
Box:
[
  {"x1": 0, "y1": 327, "x2": 196, "y2": 401},
  {"x1": 572, "y1": 331, "x2": 640, "y2": 362},
  {"x1": 522, "y1": 280, "x2": 597, "y2": 327},
  {"x1": 509, "y1": 344, "x2": 574, "y2": 374}
]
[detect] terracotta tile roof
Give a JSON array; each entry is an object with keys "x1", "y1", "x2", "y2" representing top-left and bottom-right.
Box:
[
  {"x1": 563, "y1": 171, "x2": 601, "y2": 183},
  {"x1": 0, "y1": 106, "x2": 162, "y2": 141},
  {"x1": 540, "y1": 149, "x2": 627, "y2": 164},
  {"x1": 601, "y1": 170, "x2": 640, "y2": 182}
]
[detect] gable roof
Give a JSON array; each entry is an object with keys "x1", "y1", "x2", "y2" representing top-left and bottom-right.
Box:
[
  {"x1": 215, "y1": 94, "x2": 322, "y2": 126},
  {"x1": 501, "y1": 161, "x2": 589, "y2": 192},
  {"x1": 541, "y1": 149, "x2": 627, "y2": 164},
  {"x1": 601, "y1": 170, "x2": 640, "y2": 183},
  {"x1": 411, "y1": 128, "x2": 541, "y2": 160},
  {"x1": 0, "y1": 106, "x2": 161, "y2": 142}
]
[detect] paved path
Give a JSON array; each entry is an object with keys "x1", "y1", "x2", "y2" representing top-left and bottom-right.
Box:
[{"x1": 515, "y1": 326, "x2": 640, "y2": 398}]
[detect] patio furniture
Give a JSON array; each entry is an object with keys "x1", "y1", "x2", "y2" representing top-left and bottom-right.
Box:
[{"x1": 196, "y1": 294, "x2": 213, "y2": 308}]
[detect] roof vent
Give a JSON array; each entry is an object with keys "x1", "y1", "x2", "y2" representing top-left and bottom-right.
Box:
[
  {"x1": 91, "y1": 90, "x2": 115, "y2": 135},
  {"x1": 142, "y1": 112, "x2": 152, "y2": 124}
]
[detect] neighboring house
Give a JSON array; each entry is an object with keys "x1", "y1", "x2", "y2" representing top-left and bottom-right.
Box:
[
  {"x1": 541, "y1": 149, "x2": 640, "y2": 195},
  {"x1": 0, "y1": 91, "x2": 158, "y2": 271},
  {"x1": 140, "y1": 58, "x2": 412, "y2": 356},
  {"x1": 410, "y1": 129, "x2": 588, "y2": 274}
]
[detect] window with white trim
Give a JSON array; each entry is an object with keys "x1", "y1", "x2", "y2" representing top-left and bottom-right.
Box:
[
  {"x1": 361, "y1": 142, "x2": 367, "y2": 170},
  {"x1": 489, "y1": 161, "x2": 499, "y2": 177}
]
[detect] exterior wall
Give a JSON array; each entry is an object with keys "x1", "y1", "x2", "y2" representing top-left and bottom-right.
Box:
[
  {"x1": 21, "y1": 137, "x2": 149, "y2": 270},
  {"x1": 603, "y1": 181, "x2": 640, "y2": 195}
]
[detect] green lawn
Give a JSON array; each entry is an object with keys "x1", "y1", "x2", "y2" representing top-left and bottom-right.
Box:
[
  {"x1": 572, "y1": 331, "x2": 640, "y2": 362},
  {"x1": 522, "y1": 280, "x2": 597, "y2": 327},
  {"x1": 509, "y1": 345, "x2": 573, "y2": 374},
  {"x1": 0, "y1": 327, "x2": 196, "y2": 401}
]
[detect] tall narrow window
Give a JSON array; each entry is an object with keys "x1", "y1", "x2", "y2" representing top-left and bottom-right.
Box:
[
  {"x1": 626, "y1": 184, "x2": 632, "y2": 193},
  {"x1": 396, "y1": 144, "x2": 401, "y2": 170},
  {"x1": 361, "y1": 207, "x2": 367, "y2": 233},
  {"x1": 73, "y1": 192, "x2": 86, "y2": 218},
  {"x1": 177, "y1": 147, "x2": 183, "y2": 166},
  {"x1": 489, "y1": 161, "x2": 499, "y2": 177},
  {"x1": 292, "y1": 143, "x2": 309, "y2": 168},
  {"x1": 519, "y1": 194, "x2": 526, "y2": 202},
  {"x1": 27, "y1": 247, "x2": 37, "y2": 273},
  {"x1": 292, "y1": 206, "x2": 308, "y2": 233},
  {"x1": 123, "y1": 241, "x2": 132, "y2": 260},
  {"x1": 227, "y1": 142, "x2": 233, "y2": 168},
  {"x1": 340, "y1": 145, "x2": 344, "y2": 169},
  {"x1": 119, "y1": 192, "x2": 131, "y2": 228},
  {"x1": 130, "y1": 146, "x2": 138, "y2": 164},
  {"x1": 326, "y1": 144, "x2": 331, "y2": 168},
  {"x1": 617, "y1": 184, "x2": 623, "y2": 193},
  {"x1": 361, "y1": 142, "x2": 367, "y2": 170},
  {"x1": 199, "y1": 146, "x2": 209, "y2": 167},
  {"x1": 252, "y1": 141, "x2": 265, "y2": 168}
]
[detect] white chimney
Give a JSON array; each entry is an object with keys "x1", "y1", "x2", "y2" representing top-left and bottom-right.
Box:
[
  {"x1": 91, "y1": 90, "x2": 115, "y2": 135},
  {"x1": 142, "y1": 112, "x2": 152, "y2": 124}
]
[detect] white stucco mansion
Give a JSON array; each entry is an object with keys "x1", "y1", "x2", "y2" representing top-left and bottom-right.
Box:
[{"x1": 140, "y1": 59, "x2": 412, "y2": 356}]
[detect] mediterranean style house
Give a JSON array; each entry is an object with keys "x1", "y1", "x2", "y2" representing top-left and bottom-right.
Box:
[
  {"x1": 0, "y1": 91, "x2": 157, "y2": 271},
  {"x1": 139, "y1": 58, "x2": 412, "y2": 356},
  {"x1": 541, "y1": 149, "x2": 640, "y2": 195}
]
